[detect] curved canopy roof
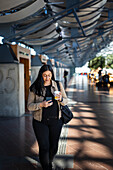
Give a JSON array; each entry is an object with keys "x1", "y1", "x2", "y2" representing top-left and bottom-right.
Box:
[{"x1": 0, "y1": 0, "x2": 113, "y2": 67}]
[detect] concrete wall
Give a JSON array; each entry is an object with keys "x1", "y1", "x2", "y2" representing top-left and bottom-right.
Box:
[
  {"x1": 52, "y1": 67, "x2": 56, "y2": 80},
  {"x1": 0, "y1": 63, "x2": 25, "y2": 117},
  {"x1": 31, "y1": 66, "x2": 41, "y2": 84},
  {"x1": 56, "y1": 67, "x2": 60, "y2": 81}
]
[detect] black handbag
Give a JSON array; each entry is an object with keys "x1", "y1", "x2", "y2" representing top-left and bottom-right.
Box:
[
  {"x1": 60, "y1": 104, "x2": 73, "y2": 124},
  {"x1": 56, "y1": 81, "x2": 73, "y2": 124}
]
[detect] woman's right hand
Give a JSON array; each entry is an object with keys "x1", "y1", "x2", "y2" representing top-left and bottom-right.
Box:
[{"x1": 40, "y1": 100, "x2": 53, "y2": 108}]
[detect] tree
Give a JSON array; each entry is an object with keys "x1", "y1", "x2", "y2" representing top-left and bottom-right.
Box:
[
  {"x1": 106, "y1": 54, "x2": 113, "y2": 69},
  {"x1": 88, "y1": 56, "x2": 105, "y2": 70}
]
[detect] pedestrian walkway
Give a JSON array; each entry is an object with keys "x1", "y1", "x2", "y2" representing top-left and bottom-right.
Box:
[
  {"x1": 65, "y1": 75, "x2": 113, "y2": 170},
  {"x1": 1, "y1": 74, "x2": 113, "y2": 170}
]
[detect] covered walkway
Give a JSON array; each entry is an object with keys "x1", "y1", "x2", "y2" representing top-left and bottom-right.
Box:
[{"x1": 1, "y1": 74, "x2": 113, "y2": 170}]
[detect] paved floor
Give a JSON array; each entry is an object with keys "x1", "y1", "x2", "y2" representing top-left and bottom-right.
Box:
[
  {"x1": 66, "y1": 75, "x2": 113, "y2": 170},
  {"x1": 1, "y1": 75, "x2": 113, "y2": 170}
]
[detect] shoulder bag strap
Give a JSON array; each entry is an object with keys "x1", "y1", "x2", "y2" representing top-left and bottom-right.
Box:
[{"x1": 55, "y1": 80, "x2": 60, "y2": 91}]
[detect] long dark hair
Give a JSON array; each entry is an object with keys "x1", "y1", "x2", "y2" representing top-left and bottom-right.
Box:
[{"x1": 30, "y1": 64, "x2": 55, "y2": 96}]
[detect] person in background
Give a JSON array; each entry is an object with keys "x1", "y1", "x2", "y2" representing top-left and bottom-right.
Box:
[
  {"x1": 63, "y1": 70, "x2": 68, "y2": 89},
  {"x1": 27, "y1": 64, "x2": 68, "y2": 170},
  {"x1": 98, "y1": 68, "x2": 102, "y2": 81}
]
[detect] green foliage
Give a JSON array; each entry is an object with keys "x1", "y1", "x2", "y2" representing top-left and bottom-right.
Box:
[
  {"x1": 106, "y1": 54, "x2": 113, "y2": 69},
  {"x1": 88, "y1": 54, "x2": 113, "y2": 69},
  {"x1": 88, "y1": 56, "x2": 105, "y2": 69}
]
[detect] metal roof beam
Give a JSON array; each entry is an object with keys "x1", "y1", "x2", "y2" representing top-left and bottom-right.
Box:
[
  {"x1": 73, "y1": 8, "x2": 86, "y2": 37},
  {"x1": 41, "y1": 40, "x2": 67, "y2": 54},
  {"x1": 5, "y1": 0, "x2": 89, "y2": 41}
]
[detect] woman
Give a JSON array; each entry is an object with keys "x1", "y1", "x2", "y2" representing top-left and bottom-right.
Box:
[{"x1": 27, "y1": 64, "x2": 68, "y2": 170}]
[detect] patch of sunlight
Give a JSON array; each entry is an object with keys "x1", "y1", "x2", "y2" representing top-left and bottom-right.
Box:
[
  {"x1": 78, "y1": 89, "x2": 85, "y2": 92},
  {"x1": 77, "y1": 103, "x2": 90, "y2": 107},
  {"x1": 68, "y1": 98, "x2": 77, "y2": 105},
  {"x1": 25, "y1": 156, "x2": 41, "y2": 167},
  {"x1": 66, "y1": 87, "x2": 85, "y2": 92},
  {"x1": 79, "y1": 107, "x2": 93, "y2": 111},
  {"x1": 94, "y1": 91, "x2": 109, "y2": 93},
  {"x1": 80, "y1": 112, "x2": 96, "y2": 117},
  {"x1": 84, "y1": 141, "x2": 113, "y2": 158},
  {"x1": 25, "y1": 156, "x2": 38, "y2": 164},
  {"x1": 0, "y1": 36, "x2": 4, "y2": 44},
  {"x1": 31, "y1": 141, "x2": 39, "y2": 153},
  {"x1": 109, "y1": 88, "x2": 113, "y2": 93},
  {"x1": 66, "y1": 88, "x2": 77, "y2": 92},
  {"x1": 77, "y1": 102, "x2": 86, "y2": 105},
  {"x1": 106, "y1": 94, "x2": 113, "y2": 97}
]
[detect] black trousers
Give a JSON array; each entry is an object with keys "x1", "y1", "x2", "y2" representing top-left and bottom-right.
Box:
[{"x1": 32, "y1": 118, "x2": 63, "y2": 170}]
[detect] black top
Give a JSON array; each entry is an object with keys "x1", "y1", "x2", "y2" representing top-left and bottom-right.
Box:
[{"x1": 42, "y1": 85, "x2": 59, "y2": 120}]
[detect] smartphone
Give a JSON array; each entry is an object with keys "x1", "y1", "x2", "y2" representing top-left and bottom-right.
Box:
[{"x1": 46, "y1": 97, "x2": 52, "y2": 103}]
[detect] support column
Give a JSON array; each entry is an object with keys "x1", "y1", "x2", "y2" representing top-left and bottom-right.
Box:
[{"x1": 0, "y1": 63, "x2": 25, "y2": 117}]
